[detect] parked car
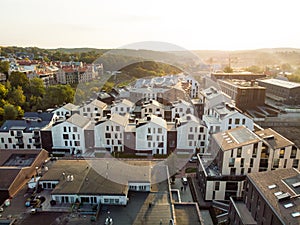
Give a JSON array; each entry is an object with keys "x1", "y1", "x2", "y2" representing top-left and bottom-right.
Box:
[{"x1": 181, "y1": 177, "x2": 188, "y2": 185}]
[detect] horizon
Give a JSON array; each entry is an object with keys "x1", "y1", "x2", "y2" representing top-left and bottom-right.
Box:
[{"x1": 1, "y1": 0, "x2": 300, "y2": 51}]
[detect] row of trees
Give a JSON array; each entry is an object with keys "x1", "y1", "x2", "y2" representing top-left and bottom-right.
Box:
[{"x1": 0, "y1": 71, "x2": 74, "y2": 124}]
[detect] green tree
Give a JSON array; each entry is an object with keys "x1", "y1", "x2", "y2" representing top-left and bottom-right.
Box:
[
  {"x1": 28, "y1": 77, "x2": 45, "y2": 97},
  {"x1": 8, "y1": 86, "x2": 26, "y2": 106},
  {"x1": 43, "y1": 85, "x2": 75, "y2": 108},
  {"x1": 8, "y1": 71, "x2": 30, "y2": 90},
  {"x1": 0, "y1": 61, "x2": 9, "y2": 75},
  {"x1": 3, "y1": 104, "x2": 18, "y2": 120},
  {"x1": 0, "y1": 83, "x2": 8, "y2": 99}
]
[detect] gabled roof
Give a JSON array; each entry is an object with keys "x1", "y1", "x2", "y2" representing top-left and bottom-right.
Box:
[
  {"x1": 110, "y1": 113, "x2": 130, "y2": 127},
  {"x1": 65, "y1": 114, "x2": 90, "y2": 128},
  {"x1": 115, "y1": 99, "x2": 134, "y2": 108},
  {"x1": 61, "y1": 103, "x2": 78, "y2": 111},
  {"x1": 87, "y1": 99, "x2": 107, "y2": 109}
]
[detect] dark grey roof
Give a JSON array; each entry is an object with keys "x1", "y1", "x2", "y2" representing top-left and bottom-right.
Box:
[
  {"x1": 0, "y1": 120, "x2": 51, "y2": 133},
  {"x1": 24, "y1": 112, "x2": 55, "y2": 122}
]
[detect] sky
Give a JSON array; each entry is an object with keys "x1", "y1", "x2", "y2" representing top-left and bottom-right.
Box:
[{"x1": 1, "y1": 0, "x2": 300, "y2": 50}]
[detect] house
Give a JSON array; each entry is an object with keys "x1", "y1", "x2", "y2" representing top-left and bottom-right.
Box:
[
  {"x1": 135, "y1": 115, "x2": 168, "y2": 155},
  {"x1": 229, "y1": 168, "x2": 300, "y2": 225},
  {"x1": 171, "y1": 99, "x2": 195, "y2": 119},
  {"x1": 94, "y1": 113, "x2": 129, "y2": 152},
  {"x1": 0, "y1": 112, "x2": 56, "y2": 150},
  {"x1": 52, "y1": 103, "x2": 79, "y2": 120},
  {"x1": 51, "y1": 114, "x2": 92, "y2": 155},
  {"x1": 110, "y1": 99, "x2": 134, "y2": 116},
  {"x1": 176, "y1": 114, "x2": 208, "y2": 153},
  {"x1": 79, "y1": 99, "x2": 107, "y2": 119}
]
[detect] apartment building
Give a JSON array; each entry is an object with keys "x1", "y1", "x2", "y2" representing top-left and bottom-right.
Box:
[
  {"x1": 197, "y1": 126, "x2": 300, "y2": 201},
  {"x1": 171, "y1": 99, "x2": 195, "y2": 119},
  {"x1": 0, "y1": 112, "x2": 56, "y2": 150},
  {"x1": 202, "y1": 102, "x2": 254, "y2": 134},
  {"x1": 79, "y1": 99, "x2": 107, "y2": 119},
  {"x1": 51, "y1": 114, "x2": 92, "y2": 155},
  {"x1": 211, "y1": 72, "x2": 266, "y2": 82},
  {"x1": 184, "y1": 75, "x2": 201, "y2": 99},
  {"x1": 94, "y1": 113, "x2": 129, "y2": 152},
  {"x1": 135, "y1": 115, "x2": 168, "y2": 155},
  {"x1": 229, "y1": 168, "x2": 300, "y2": 225},
  {"x1": 110, "y1": 99, "x2": 134, "y2": 116},
  {"x1": 176, "y1": 114, "x2": 208, "y2": 153},
  {"x1": 52, "y1": 103, "x2": 79, "y2": 120}
]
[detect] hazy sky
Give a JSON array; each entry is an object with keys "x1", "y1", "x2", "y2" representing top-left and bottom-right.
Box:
[{"x1": 1, "y1": 0, "x2": 299, "y2": 50}]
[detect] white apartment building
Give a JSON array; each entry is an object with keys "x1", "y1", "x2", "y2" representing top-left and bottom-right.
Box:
[
  {"x1": 176, "y1": 114, "x2": 208, "y2": 153},
  {"x1": 184, "y1": 75, "x2": 201, "y2": 99},
  {"x1": 203, "y1": 102, "x2": 253, "y2": 134},
  {"x1": 141, "y1": 100, "x2": 165, "y2": 118},
  {"x1": 198, "y1": 126, "x2": 300, "y2": 201},
  {"x1": 171, "y1": 100, "x2": 194, "y2": 119},
  {"x1": 136, "y1": 115, "x2": 168, "y2": 155},
  {"x1": 52, "y1": 103, "x2": 79, "y2": 120},
  {"x1": 94, "y1": 114, "x2": 129, "y2": 152},
  {"x1": 51, "y1": 114, "x2": 91, "y2": 154},
  {"x1": 110, "y1": 99, "x2": 134, "y2": 116},
  {"x1": 79, "y1": 99, "x2": 107, "y2": 119}
]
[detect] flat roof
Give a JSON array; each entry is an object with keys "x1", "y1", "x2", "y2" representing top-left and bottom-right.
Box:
[
  {"x1": 258, "y1": 78, "x2": 300, "y2": 89},
  {"x1": 256, "y1": 128, "x2": 294, "y2": 149},
  {"x1": 232, "y1": 199, "x2": 257, "y2": 225},
  {"x1": 213, "y1": 126, "x2": 260, "y2": 151},
  {"x1": 174, "y1": 203, "x2": 202, "y2": 225},
  {"x1": 248, "y1": 168, "x2": 300, "y2": 225}
]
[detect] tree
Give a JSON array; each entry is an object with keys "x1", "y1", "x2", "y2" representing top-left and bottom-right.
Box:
[
  {"x1": 0, "y1": 61, "x2": 9, "y2": 75},
  {"x1": 7, "y1": 86, "x2": 26, "y2": 106},
  {"x1": 43, "y1": 85, "x2": 75, "y2": 108},
  {"x1": 0, "y1": 83, "x2": 8, "y2": 99},
  {"x1": 8, "y1": 71, "x2": 30, "y2": 90},
  {"x1": 3, "y1": 104, "x2": 18, "y2": 120},
  {"x1": 28, "y1": 77, "x2": 45, "y2": 97}
]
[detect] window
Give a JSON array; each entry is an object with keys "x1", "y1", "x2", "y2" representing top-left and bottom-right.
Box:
[
  {"x1": 241, "y1": 158, "x2": 245, "y2": 167},
  {"x1": 87, "y1": 107, "x2": 90, "y2": 112},
  {"x1": 188, "y1": 134, "x2": 194, "y2": 140},
  {"x1": 148, "y1": 128, "x2": 151, "y2": 134},
  {"x1": 73, "y1": 127, "x2": 77, "y2": 132},
  {"x1": 242, "y1": 118, "x2": 246, "y2": 124},
  {"x1": 63, "y1": 127, "x2": 67, "y2": 132},
  {"x1": 237, "y1": 147, "x2": 242, "y2": 157},
  {"x1": 147, "y1": 135, "x2": 152, "y2": 141},
  {"x1": 293, "y1": 159, "x2": 299, "y2": 168},
  {"x1": 248, "y1": 168, "x2": 251, "y2": 173},
  {"x1": 253, "y1": 143, "x2": 258, "y2": 157},
  {"x1": 1, "y1": 138, "x2": 4, "y2": 143},
  {"x1": 241, "y1": 168, "x2": 245, "y2": 175},
  {"x1": 250, "y1": 158, "x2": 254, "y2": 167},
  {"x1": 291, "y1": 146, "x2": 297, "y2": 158},
  {"x1": 64, "y1": 141, "x2": 68, "y2": 146},
  {"x1": 229, "y1": 158, "x2": 235, "y2": 167},
  {"x1": 116, "y1": 126, "x2": 120, "y2": 131},
  {"x1": 190, "y1": 127, "x2": 193, "y2": 132},
  {"x1": 215, "y1": 182, "x2": 220, "y2": 191},
  {"x1": 273, "y1": 159, "x2": 280, "y2": 168},
  {"x1": 106, "y1": 126, "x2": 109, "y2": 131},
  {"x1": 199, "y1": 127, "x2": 204, "y2": 133},
  {"x1": 158, "y1": 128, "x2": 162, "y2": 134},
  {"x1": 8, "y1": 138, "x2": 12, "y2": 143},
  {"x1": 189, "y1": 141, "x2": 193, "y2": 146},
  {"x1": 235, "y1": 118, "x2": 240, "y2": 124},
  {"x1": 72, "y1": 134, "x2": 75, "y2": 139},
  {"x1": 105, "y1": 133, "x2": 111, "y2": 138},
  {"x1": 194, "y1": 127, "x2": 197, "y2": 132},
  {"x1": 148, "y1": 142, "x2": 151, "y2": 148},
  {"x1": 10, "y1": 131, "x2": 14, "y2": 136},
  {"x1": 75, "y1": 141, "x2": 80, "y2": 146},
  {"x1": 63, "y1": 134, "x2": 69, "y2": 139},
  {"x1": 280, "y1": 148, "x2": 285, "y2": 158},
  {"x1": 106, "y1": 140, "x2": 110, "y2": 145},
  {"x1": 229, "y1": 118, "x2": 232, "y2": 124},
  {"x1": 230, "y1": 168, "x2": 236, "y2": 175}
]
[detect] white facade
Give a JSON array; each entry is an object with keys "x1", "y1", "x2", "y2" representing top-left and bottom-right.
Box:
[
  {"x1": 79, "y1": 99, "x2": 107, "y2": 119},
  {"x1": 110, "y1": 99, "x2": 134, "y2": 116},
  {"x1": 171, "y1": 100, "x2": 194, "y2": 119},
  {"x1": 184, "y1": 75, "x2": 200, "y2": 99},
  {"x1": 136, "y1": 115, "x2": 167, "y2": 155},
  {"x1": 176, "y1": 114, "x2": 208, "y2": 153},
  {"x1": 52, "y1": 103, "x2": 79, "y2": 120},
  {"x1": 141, "y1": 100, "x2": 165, "y2": 118},
  {"x1": 94, "y1": 114, "x2": 129, "y2": 152},
  {"x1": 51, "y1": 114, "x2": 90, "y2": 154}
]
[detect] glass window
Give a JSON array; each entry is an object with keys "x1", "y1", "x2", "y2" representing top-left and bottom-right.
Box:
[{"x1": 229, "y1": 158, "x2": 235, "y2": 167}]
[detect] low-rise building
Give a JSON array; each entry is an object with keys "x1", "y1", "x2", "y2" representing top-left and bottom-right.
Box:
[
  {"x1": 258, "y1": 78, "x2": 300, "y2": 105},
  {"x1": 79, "y1": 99, "x2": 107, "y2": 119},
  {"x1": 52, "y1": 103, "x2": 79, "y2": 120}
]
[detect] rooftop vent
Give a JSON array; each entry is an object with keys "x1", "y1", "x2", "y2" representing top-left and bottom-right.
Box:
[
  {"x1": 292, "y1": 182, "x2": 300, "y2": 188},
  {"x1": 268, "y1": 184, "x2": 277, "y2": 189},
  {"x1": 284, "y1": 203, "x2": 294, "y2": 208},
  {"x1": 277, "y1": 192, "x2": 291, "y2": 202},
  {"x1": 274, "y1": 191, "x2": 283, "y2": 196},
  {"x1": 291, "y1": 212, "x2": 300, "y2": 218}
]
